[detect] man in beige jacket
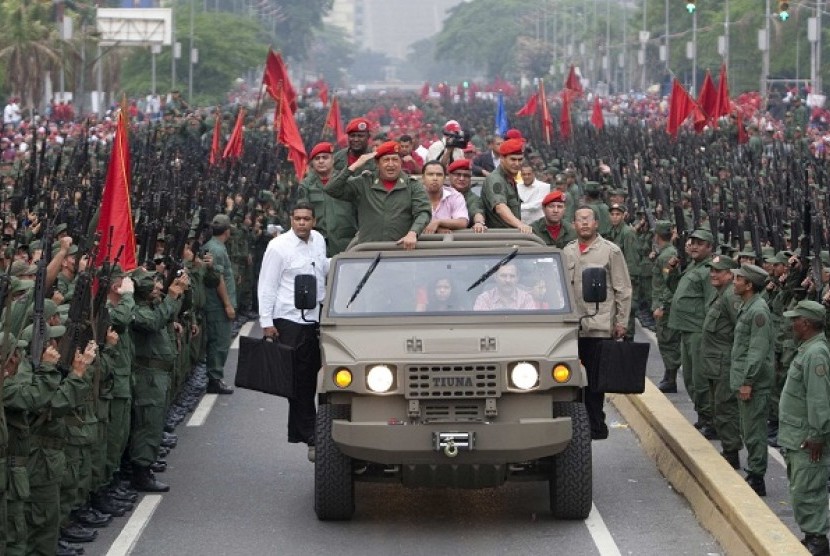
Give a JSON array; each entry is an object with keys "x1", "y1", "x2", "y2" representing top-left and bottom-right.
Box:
[{"x1": 563, "y1": 206, "x2": 632, "y2": 439}]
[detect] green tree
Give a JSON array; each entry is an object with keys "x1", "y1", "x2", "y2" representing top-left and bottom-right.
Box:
[
  {"x1": 0, "y1": 0, "x2": 60, "y2": 109},
  {"x1": 119, "y1": 4, "x2": 270, "y2": 105},
  {"x1": 305, "y1": 24, "x2": 354, "y2": 88}
]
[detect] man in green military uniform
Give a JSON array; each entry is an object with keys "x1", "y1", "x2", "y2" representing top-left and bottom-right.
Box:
[
  {"x1": 667, "y1": 228, "x2": 716, "y2": 434},
  {"x1": 202, "y1": 214, "x2": 235, "y2": 395},
  {"x1": 700, "y1": 255, "x2": 743, "y2": 469},
  {"x1": 634, "y1": 212, "x2": 656, "y2": 330},
  {"x1": 333, "y1": 117, "x2": 376, "y2": 172},
  {"x1": 779, "y1": 300, "x2": 830, "y2": 556},
  {"x1": 325, "y1": 141, "x2": 431, "y2": 249},
  {"x1": 583, "y1": 181, "x2": 611, "y2": 236},
  {"x1": 480, "y1": 138, "x2": 532, "y2": 232},
  {"x1": 299, "y1": 142, "x2": 358, "y2": 256},
  {"x1": 606, "y1": 202, "x2": 639, "y2": 339},
  {"x1": 531, "y1": 190, "x2": 577, "y2": 248},
  {"x1": 731, "y1": 263, "x2": 775, "y2": 496},
  {"x1": 129, "y1": 268, "x2": 189, "y2": 492},
  {"x1": 651, "y1": 221, "x2": 682, "y2": 392}
]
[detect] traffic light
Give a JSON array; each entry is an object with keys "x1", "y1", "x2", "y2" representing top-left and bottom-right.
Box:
[
  {"x1": 778, "y1": 0, "x2": 790, "y2": 20},
  {"x1": 686, "y1": 0, "x2": 695, "y2": 13}
]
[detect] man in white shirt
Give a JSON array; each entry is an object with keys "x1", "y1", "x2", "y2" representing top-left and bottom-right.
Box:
[
  {"x1": 3, "y1": 98, "x2": 21, "y2": 126},
  {"x1": 258, "y1": 201, "x2": 330, "y2": 458},
  {"x1": 426, "y1": 120, "x2": 466, "y2": 163},
  {"x1": 518, "y1": 163, "x2": 551, "y2": 224}
]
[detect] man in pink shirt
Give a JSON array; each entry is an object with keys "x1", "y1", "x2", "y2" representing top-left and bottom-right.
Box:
[
  {"x1": 422, "y1": 161, "x2": 469, "y2": 234},
  {"x1": 473, "y1": 263, "x2": 537, "y2": 311}
]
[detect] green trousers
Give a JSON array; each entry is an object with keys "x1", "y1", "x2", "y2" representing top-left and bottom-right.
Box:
[
  {"x1": 707, "y1": 377, "x2": 742, "y2": 453},
  {"x1": 655, "y1": 313, "x2": 681, "y2": 372},
  {"x1": 205, "y1": 310, "x2": 232, "y2": 381},
  {"x1": 739, "y1": 392, "x2": 770, "y2": 477},
  {"x1": 26, "y1": 447, "x2": 65, "y2": 556},
  {"x1": 60, "y1": 442, "x2": 91, "y2": 524},
  {"x1": 785, "y1": 447, "x2": 830, "y2": 535},
  {"x1": 6, "y1": 464, "x2": 29, "y2": 556},
  {"x1": 130, "y1": 367, "x2": 170, "y2": 467},
  {"x1": 106, "y1": 397, "x2": 131, "y2": 481},
  {"x1": 90, "y1": 410, "x2": 109, "y2": 493},
  {"x1": 681, "y1": 331, "x2": 710, "y2": 423}
]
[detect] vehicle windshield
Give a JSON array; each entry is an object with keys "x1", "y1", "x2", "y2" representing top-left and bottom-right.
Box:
[{"x1": 328, "y1": 253, "x2": 571, "y2": 317}]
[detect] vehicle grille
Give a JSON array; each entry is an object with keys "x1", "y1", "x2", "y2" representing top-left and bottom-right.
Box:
[
  {"x1": 406, "y1": 364, "x2": 499, "y2": 399},
  {"x1": 421, "y1": 400, "x2": 485, "y2": 423}
]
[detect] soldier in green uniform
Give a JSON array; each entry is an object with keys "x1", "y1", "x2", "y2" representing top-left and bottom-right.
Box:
[
  {"x1": 447, "y1": 159, "x2": 486, "y2": 232},
  {"x1": 298, "y1": 142, "x2": 358, "y2": 256},
  {"x1": 700, "y1": 255, "x2": 743, "y2": 468},
  {"x1": 202, "y1": 214, "x2": 236, "y2": 395},
  {"x1": 606, "y1": 203, "x2": 639, "y2": 339},
  {"x1": 731, "y1": 263, "x2": 775, "y2": 496},
  {"x1": 667, "y1": 229, "x2": 716, "y2": 433},
  {"x1": 129, "y1": 268, "x2": 188, "y2": 492},
  {"x1": 333, "y1": 117, "x2": 376, "y2": 173},
  {"x1": 779, "y1": 300, "x2": 830, "y2": 556},
  {"x1": 583, "y1": 181, "x2": 611, "y2": 236},
  {"x1": 325, "y1": 141, "x2": 431, "y2": 249},
  {"x1": 530, "y1": 190, "x2": 577, "y2": 248},
  {"x1": 651, "y1": 221, "x2": 682, "y2": 392},
  {"x1": 634, "y1": 212, "x2": 656, "y2": 330},
  {"x1": 480, "y1": 138, "x2": 531, "y2": 232}
]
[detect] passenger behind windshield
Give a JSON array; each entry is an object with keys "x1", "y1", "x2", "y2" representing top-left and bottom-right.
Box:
[
  {"x1": 416, "y1": 277, "x2": 467, "y2": 312},
  {"x1": 472, "y1": 263, "x2": 537, "y2": 311}
]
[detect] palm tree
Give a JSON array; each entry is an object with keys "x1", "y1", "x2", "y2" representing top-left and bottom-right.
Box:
[{"x1": 0, "y1": 0, "x2": 60, "y2": 110}]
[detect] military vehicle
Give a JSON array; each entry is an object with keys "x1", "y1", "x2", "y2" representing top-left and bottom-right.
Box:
[{"x1": 296, "y1": 232, "x2": 606, "y2": 521}]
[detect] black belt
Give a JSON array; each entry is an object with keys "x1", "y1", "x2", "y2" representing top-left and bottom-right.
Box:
[
  {"x1": 8, "y1": 455, "x2": 27, "y2": 467},
  {"x1": 135, "y1": 357, "x2": 174, "y2": 371}
]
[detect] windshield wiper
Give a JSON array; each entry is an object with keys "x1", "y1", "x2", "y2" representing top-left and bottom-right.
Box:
[
  {"x1": 466, "y1": 248, "x2": 519, "y2": 291},
  {"x1": 347, "y1": 253, "x2": 381, "y2": 308}
]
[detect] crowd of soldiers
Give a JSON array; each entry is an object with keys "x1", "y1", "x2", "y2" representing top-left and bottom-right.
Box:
[{"x1": 0, "y1": 87, "x2": 828, "y2": 554}]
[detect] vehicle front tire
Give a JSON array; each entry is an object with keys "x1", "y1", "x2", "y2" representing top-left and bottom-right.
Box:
[
  {"x1": 549, "y1": 401, "x2": 592, "y2": 519},
  {"x1": 314, "y1": 403, "x2": 355, "y2": 520}
]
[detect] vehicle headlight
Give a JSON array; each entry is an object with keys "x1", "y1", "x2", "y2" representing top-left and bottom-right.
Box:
[
  {"x1": 334, "y1": 368, "x2": 352, "y2": 388},
  {"x1": 366, "y1": 365, "x2": 394, "y2": 393},
  {"x1": 552, "y1": 364, "x2": 571, "y2": 383},
  {"x1": 511, "y1": 362, "x2": 539, "y2": 390}
]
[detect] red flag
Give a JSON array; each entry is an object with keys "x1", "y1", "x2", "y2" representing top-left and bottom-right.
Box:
[
  {"x1": 262, "y1": 48, "x2": 297, "y2": 113},
  {"x1": 539, "y1": 81, "x2": 554, "y2": 143},
  {"x1": 714, "y1": 64, "x2": 731, "y2": 119},
  {"x1": 209, "y1": 113, "x2": 222, "y2": 166},
  {"x1": 95, "y1": 108, "x2": 136, "y2": 271},
  {"x1": 319, "y1": 82, "x2": 329, "y2": 106},
  {"x1": 515, "y1": 92, "x2": 538, "y2": 117},
  {"x1": 222, "y1": 108, "x2": 245, "y2": 161},
  {"x1": 736, "y1": 110, "x2": 748, "y2": 144},
  {"x1": 277, "y1": 86, "x2": 308, "y2": 180},
  {"x1": 323, "y1": 97, "x2": 347, "y2": 147},
  {"x1": 559, "y1": 89, "x2": 572, "y2": 140},
  {"x1": 590, "y1": 97, "x2": 605, "y2": 130},
  {"x1": 564, "y1": 65, "x2": 583, "y2": 96},
  {"x1": 666, "y1": 79, "x2": 695, "y2": 140},
  {"x1": 695, "y1": 70, "x2": 717, "y2": 132}
]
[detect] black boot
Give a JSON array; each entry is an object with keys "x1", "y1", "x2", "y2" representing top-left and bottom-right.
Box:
[
  {"x1": 803, "y1": 534, "x2": 830, "y2": 556},
  {"x1": 745, "y1": 473, "x2": 767, "y2": 496},
  {"x1": 131, "y1": 465, "x2": 170, "y2": 492},
  {"x1": 658, "y1": 369, "x2": 678, "y2": 393},
  {"x1": 206, "y1": 378, "x2": 234, "y2": 395},
  {"x1": 60, "y1": 523, "x2": 98, "y2": 543},
  {"x1": 722, "y1": 451, "x2": 740, "y2": 470}
]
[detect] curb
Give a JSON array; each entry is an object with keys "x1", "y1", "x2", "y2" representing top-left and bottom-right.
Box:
[{"x1": 609, "y1": 380, "x2": 808, "y2": 556}]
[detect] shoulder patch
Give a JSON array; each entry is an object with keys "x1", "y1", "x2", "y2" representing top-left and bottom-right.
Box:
[
  {"x1": 816, "y1": 364, "x2": 827, "y2": 377},
  {"x1": 492, "y1": 183, "x2": 504, "y2": 195},
  {"x1": 754, "y1": 313, "x2": 766, "y2": 327}
]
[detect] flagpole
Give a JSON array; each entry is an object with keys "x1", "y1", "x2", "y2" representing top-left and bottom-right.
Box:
[{"x1": 320, "y1": 95, "x2": 335, "y2": 142}]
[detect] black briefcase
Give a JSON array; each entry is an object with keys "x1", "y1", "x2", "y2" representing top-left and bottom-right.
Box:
[
  {"x1": 235, "y1": 336, "x2": 295, "y2": 398},
  {"x1": 590, "y1": 340, "x2": 650, "y2": 394}
]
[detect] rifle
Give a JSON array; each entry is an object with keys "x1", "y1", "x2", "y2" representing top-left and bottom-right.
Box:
[
  {"x1": 57, "y1": 240, "x2": 98, "y2": 370},
  {"x1": 30, "y1": 221, "x2": 55, "y2": 369},
  {"x1": 92, "y1": 228, "x2": 123, "y2": 348}
]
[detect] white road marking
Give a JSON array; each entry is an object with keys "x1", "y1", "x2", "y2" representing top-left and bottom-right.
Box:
[
  {"x1": 768, "y1": 446, "x2": 786, "y2": 469},
  {"x1": 230, "y1": 321, "x2": 256, "y2": 349},
  {"x1": 105, "y1": 494, "x2": 163, "y2": 556},
  {"x1": 585, "y1": 502, "x2": 623, "y2": 556},
  {"x1": 186, "y1": 394, "x2": 218, "y2": 427}
]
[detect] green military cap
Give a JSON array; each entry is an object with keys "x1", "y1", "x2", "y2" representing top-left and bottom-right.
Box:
[
  {"x1": 51, "y1": 241, "x2": 78, "y2": 256},
  {"x1": 550, "y1": 158, "x2": 561, "y2": 167},
  {"x1": 584, "y1": 181, "x2": 600, "y2": 194},
  {"x1": 689, "y1": 229, "x2": 714, "y2": 244},
  {"x1": 718, "y1": 244, "x2": 737, "y2": 256},
  {"x1": 707, "y1": 176, "x2": 718, "y2": 185},
  {"x1": 608, "y1": 202, "x2": 626, "y2": 213},
  {"x1": 736, "y1": 250, "x2": 755, "y2": 260},
  {"x1": 20, "y1": 323, "x2": 67, "y2": 343},
  {"x1": 156, "y1": 233, "x2": 167, "y2": 242},
  {"x1": 131, "y1": 267, "x2": 157, "y2": 294},
  {"x1": 707, "y1": 254, "x2": 739, "y2": 270},
  {"x1": 659, "y1": 159, "x2": 671, "y2": 168},
  {"x1": 10, "y1": 277, "x2": 33, "y2": 294},
  {"x1": 28, "y1": 240, "x2": 41, "y2": 255},
  {"x1": 732, "y1": 263, "x2": 769, "y2": 287},
  {"x1": 212, "y1": 214, "x2": 231, "y2": 228},
  {"x1": 609, "y1": 188, "x2": 628, "y2": 198},
  {"x1": 54, "y1": 223, "x2": 68, "y2": 234},
  {"x1": 761, "y1": 246, "x2": 775, "y2": 258},
  {"x1": 765, "y1": 252, "x2": 788, "y2": 265},
  {"x1": 110, "y1": 264, "x2": 127, "y2": 278},
  {"x1": 9, "y1": 260, "x2": 36, "y2": 276},
  {"x1": 783, "y1": 300, "x2": 826, "y2": 322},
  {"x1": 654, "y1": 220, "x2": 673, "y2": 235},
  {"x1": 258, "y1": 190, "x2": 275, "y2": 204}
]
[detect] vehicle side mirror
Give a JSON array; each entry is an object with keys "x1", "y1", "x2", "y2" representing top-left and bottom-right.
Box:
[
  {"x1": 294, "y1": 274, "x2": 317, "y2": 310},
  {"x1": 582, "y1": 267, "x2": 607, "y2": 304}
]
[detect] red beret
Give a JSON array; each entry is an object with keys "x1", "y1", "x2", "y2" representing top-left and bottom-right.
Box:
[
  {"x1": 448, "y1": 159, "x2": 472, "y2": 173},
  {"x1": 309, "y1": 142, "x2": 333, "y2": 160},
  {"x1": 374, "y1": 141, "x2": 401, "y2": 159},
  {"x1": 504, "y1": 128, "x2": 523, "y2": 140},
  {"x1": 345, "y1": 117, "x2": 370, "y2": 134},
  {"x1": 542, "y1": 190, "x2": 566, "y2": 206},
  {"x1": 499, "y1": 138, "x2": 524, "y2": 156}
]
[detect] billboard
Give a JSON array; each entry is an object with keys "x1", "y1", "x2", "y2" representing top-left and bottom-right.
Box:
[{"x1": 96, "y1": 8, "x2": 172, "y2": 46}]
